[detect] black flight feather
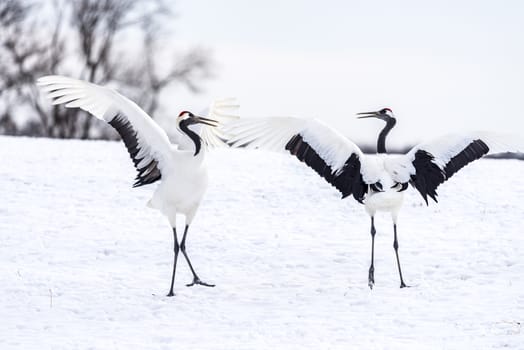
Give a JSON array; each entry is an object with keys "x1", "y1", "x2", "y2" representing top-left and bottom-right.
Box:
[{"x1": 108, "y1": 113, "x2": 162, "y2": 187}]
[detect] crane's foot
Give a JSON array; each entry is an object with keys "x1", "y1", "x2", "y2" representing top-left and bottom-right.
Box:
[
  {"x1": 400, "y1": 281, "x2": 409, "y2": 288},
  {"x1": 368, "y1": 266, "x2": 375, "y2": 290},
  {"x1": 186, "y1": 277, "x2": 215, "y2": 288},
  {"x1": 167, "y1": 291, "x2": 175, "y2": 297}
]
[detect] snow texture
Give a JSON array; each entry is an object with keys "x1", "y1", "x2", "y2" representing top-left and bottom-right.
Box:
[{"x1": 1, "y1": 135, "x2": 523, "y2": 349}]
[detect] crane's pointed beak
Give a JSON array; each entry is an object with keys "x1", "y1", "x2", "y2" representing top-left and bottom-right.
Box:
[
  {"x1": 192, "y1": 116, "x2": 219, "y2": 127},
  {"x1": 356, "y1": 111, "x2": 380, "y2": 119}
]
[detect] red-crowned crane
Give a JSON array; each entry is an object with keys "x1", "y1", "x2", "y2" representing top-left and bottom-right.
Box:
[
  {"x1": 37, "y1": 76, "x2": 238, "y2": 296},
  {"x1": 223, "y1": 108, "x2": 523, "y2": 289}
]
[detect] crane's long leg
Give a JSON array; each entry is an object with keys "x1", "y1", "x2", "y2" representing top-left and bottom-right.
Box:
[
  {"x1": 167, "y1": 227, "x2": 180, "y2": 297},
  {"x1": 368, "y1": 216, "x2": 376, "y2": 289},
  {"x1": 393, "y1": 223, "x2": 407, "y2": 288},
  {"x1": 180, "y1": 225, "x2": 215, "y2": 288}
]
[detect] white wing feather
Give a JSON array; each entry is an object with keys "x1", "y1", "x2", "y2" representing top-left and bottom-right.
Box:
[
  {"x1": 37, "y1": 75, "x2": 173, "y2": 171},
  {"x1": 200, "y1": 98, "x2": 240, "y2": 149},
  {"x1": 224, "y1": 117, "x2": 364, "y2": 173},
  {"x1": 387, "y1": 132, "x2": 524, "y2": 184}
]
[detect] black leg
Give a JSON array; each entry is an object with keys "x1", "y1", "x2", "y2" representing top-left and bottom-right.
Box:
[
  {"x1": 393, "y1": 224, "x2": 407, "y2": 288},
  {"x1": 368, "y1": 216, "x2": 376, "y2": 289},
  {"x1": 167, "y1": 227, "x2": 180, "y2": 297},
  {"x1": 180, "y1": 225, "x2": 215, "y2": 288}
]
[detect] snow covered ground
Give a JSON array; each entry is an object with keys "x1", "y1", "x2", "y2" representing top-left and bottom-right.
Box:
[{"x1": 1, "y1": 135, "x2": 523, "y2": 349}]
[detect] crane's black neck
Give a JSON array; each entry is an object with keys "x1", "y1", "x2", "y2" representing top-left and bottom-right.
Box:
[
  {"x1": 179, "y1": 119, "x2": 202, "y2": 156},
  {"x1": 377, "y1": 117, "x2": 396, "y2": 154}
]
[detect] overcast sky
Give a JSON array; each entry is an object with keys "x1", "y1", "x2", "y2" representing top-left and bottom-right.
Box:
[{"x1": 164, "y1": 0, "x2": 524, "y2": 148}]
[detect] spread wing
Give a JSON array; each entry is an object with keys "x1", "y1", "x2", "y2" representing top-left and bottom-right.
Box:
[
  {"x1": 224, "y1": 117, "x2": 373, "y2": 202},
  {"x1": 388, "y1": 132, "x2": 524, "y2": 203},
  {"x1": 199, "y1": 98, "x2": 240, "y2": 149},
  {"x1": 37, "y1": 75, "x2": 173, "y2": 187}
]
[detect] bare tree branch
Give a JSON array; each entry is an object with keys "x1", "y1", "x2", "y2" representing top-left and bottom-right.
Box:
[{"x1": 0, "y1": 0, "x2": 213, "y2": 139}]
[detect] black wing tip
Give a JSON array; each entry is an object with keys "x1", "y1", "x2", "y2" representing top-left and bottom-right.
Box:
[
  {"x1": 443, "y1": 139, "x2": 490, "y2": 179},
  {"x1": 109, "y1": 113, "x2": 162, "y2": 187},
  {"x1": 286, "y1": 133, "x2": 366, "y2": 203},
  {"x1": 411, "y1": 139, "x2": 490, "y2": 204},
  {"x1": 411, "y1": 150, "x2": 446, "y2": 204}
]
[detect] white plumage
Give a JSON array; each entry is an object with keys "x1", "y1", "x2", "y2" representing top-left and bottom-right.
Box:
[
  {"x1": 37, "y1": 75, "x2": 239, "y2": 296},
  {"x1": 223, "y1": 108, "x2": 523, "y2": 288}
]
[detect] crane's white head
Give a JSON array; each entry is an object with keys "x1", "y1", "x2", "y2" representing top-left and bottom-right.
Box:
[{"x1": 356, "y1": 108, "x2": 395, "y2": 121}]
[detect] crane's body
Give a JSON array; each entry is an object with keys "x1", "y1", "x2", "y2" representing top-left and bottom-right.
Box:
[
  {"x1": 148, "y1": 150, "x2": 208, "y2": 226},
  {"x1": 362, "y1": 163, "x2": 404, "y2": 220},
  {"x1": 223, "y1": 108, "x2": 523, "y2": 289},
  {"x1": 37, "y1": 75, "x2": 238, "y2": 296}
]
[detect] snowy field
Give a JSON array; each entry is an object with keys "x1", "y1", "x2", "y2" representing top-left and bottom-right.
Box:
[{"x1": 1, "y1": 135, "x2": 524, "y2": 349}]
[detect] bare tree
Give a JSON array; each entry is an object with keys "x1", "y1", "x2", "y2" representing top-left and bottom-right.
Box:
[
  {"x1": 0, "y1": 0, "x2": 212, "y2": 139},
  {"x1": 0, "y1": 0, "x2": 55, "y2": 135}
]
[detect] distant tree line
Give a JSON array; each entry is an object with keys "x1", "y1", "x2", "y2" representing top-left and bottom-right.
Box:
[{"x1": 0, "y1": 0, "x2": 212, "y2": 139}]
